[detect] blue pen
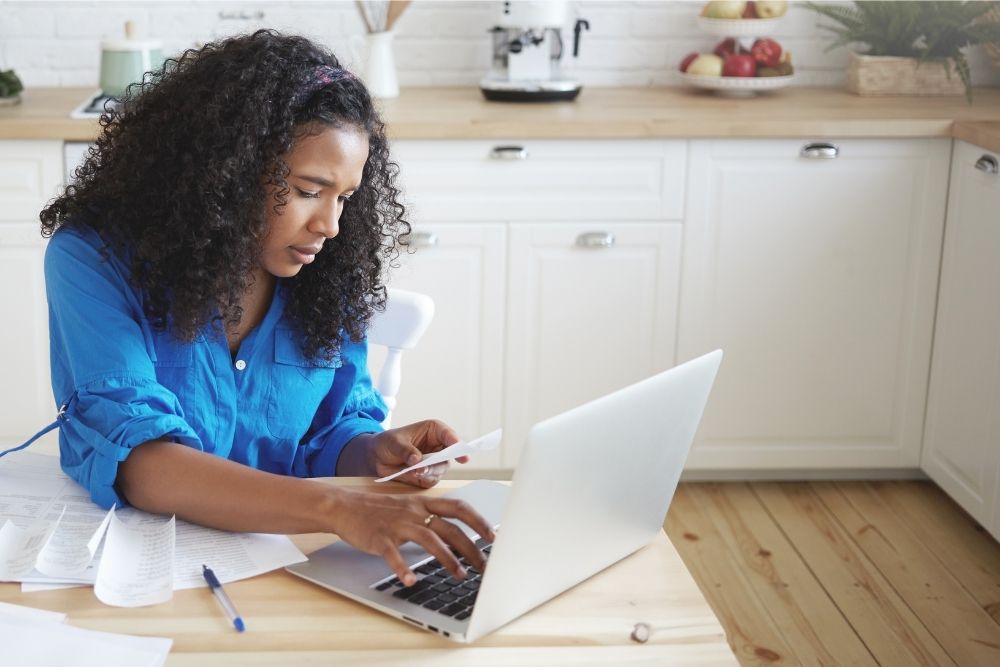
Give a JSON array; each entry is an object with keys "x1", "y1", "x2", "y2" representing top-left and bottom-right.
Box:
[{"x1": 202, "y1": 565, "x2": 246, "y2": 632}]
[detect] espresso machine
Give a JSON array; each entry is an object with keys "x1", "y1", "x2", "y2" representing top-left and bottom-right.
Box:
[{"x1": 480, "y1": 0, "x2": 589, "y2": 102}]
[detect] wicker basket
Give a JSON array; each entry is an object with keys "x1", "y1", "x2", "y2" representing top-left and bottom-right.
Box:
[{"x1": 847, "y1": 52, "x2": 964, "y2": 96}]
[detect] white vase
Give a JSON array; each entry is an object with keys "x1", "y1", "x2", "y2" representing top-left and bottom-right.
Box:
[{"x1": 350, "y1": 31, "x2": 399, "y2": 99}]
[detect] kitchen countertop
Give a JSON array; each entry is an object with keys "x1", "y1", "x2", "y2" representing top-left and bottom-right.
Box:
[{"x1": 2, "y1": 86, "x2": 1000, "y2": 152}]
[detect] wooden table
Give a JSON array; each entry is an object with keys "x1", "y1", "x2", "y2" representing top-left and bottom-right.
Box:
[{"x1": 0, "y1": 479, "x2": 738, "y2": 666}]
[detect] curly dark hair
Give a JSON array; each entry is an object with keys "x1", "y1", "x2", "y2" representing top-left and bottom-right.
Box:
[{"x1": 40, "y1": 29, "x2": 408, "y2": 360}]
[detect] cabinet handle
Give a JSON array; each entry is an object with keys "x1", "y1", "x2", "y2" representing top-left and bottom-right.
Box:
[
  {"x1": 489, "y1": 145, "x2": 529, "y2": 160},
  {"x1": 575, "y1": 232, "x2": 616, "y2": 248},
  {"x1": 975, "y1": 154, "x2": 998, "y2": 175},
  {"x1": 409, "y1": 231, "x2": 439, "y2": 248},
  {"x1": 800, "y1": 142, "x2": 840, "y2": 159}
]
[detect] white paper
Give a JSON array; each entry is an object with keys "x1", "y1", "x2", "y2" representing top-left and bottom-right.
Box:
[
  {"x1": 36, "y1": 505, "x2": 112, "y2": 578},
  {"x1": 375, "y1": 429, "x2": 502, "y2": 483},
  {"x1": 95, "y1": 509, "x2": 175, "y2": 607},
  {"x1": 0, "y1": 600, "x2": 66, "y2": 624},
  {"x1": 0, "y1": 615, "x2": 171, "y2": 667},
  {"x1": 1, "y1": 452, "x2": 307, "y2": 606},
  {"x1": 0, "y1": 509, "x2": 63, "y2": 581}
]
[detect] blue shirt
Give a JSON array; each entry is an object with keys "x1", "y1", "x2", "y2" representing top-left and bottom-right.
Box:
[{"x1": 44, "y1": 225, "x2": 387, "y2": 509}]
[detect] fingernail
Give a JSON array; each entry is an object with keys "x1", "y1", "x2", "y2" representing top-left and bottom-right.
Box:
[
  {"x1": 407, "y1": 454, "x2": 421, "y2": 465},
  {"x1": 458, "y1": 567, "x2": 467, "y2": 579},
  {"x1": 404, "y1": 574, "x2": 416, "y2": 586}
]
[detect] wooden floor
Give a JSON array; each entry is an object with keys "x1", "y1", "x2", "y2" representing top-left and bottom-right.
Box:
[{"x1": 663, "y1": 481, "x2": 1000, "y2": 666}]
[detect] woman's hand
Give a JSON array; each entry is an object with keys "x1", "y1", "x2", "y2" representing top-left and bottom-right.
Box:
[
  {"x1": 339, "y1": 420, "x2": 470, "y2": 488},
  {"x1": 330, "y1": 489, "x2": 494, "y2": 586}
]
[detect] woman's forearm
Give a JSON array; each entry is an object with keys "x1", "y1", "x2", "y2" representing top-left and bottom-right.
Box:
[{"x1": 117, "y1": 440, "x2": 344, "y2": 535}]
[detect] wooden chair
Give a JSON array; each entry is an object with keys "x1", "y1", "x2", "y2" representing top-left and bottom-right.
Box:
[{"x1": 367, "y1": 288, "x2": 435, "y2": 428}]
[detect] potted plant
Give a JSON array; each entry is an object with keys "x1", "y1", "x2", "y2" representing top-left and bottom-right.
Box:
[
  {"x1": 0, "y1": 69, "x2": 23, "y2": 106},
  {"x1": 807, "y1": 1, "x2": 1000, "y2": 102}
]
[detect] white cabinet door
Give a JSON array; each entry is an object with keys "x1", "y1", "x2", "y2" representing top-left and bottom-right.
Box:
[
  {"x1": 0, "y1": 141, "x2": 63, "y2": 455},
  {"x1": 0, "y1": 224, "x2": 57, "y2": 454},
  {"x1": 0, "y1": 141, "x2": 63, "y2": 221},
  {"x1": 922, "y1": 141, "x2": 1000, "y2": 537},
  {"x1": 679, "y1": 139, "x2": 950, "y2": 469},
  {"x1": 503, "y1": 223, "x2": 682, "y2": 466},
  {"x1": 374, "y1": 224, "x2": 506, "y2": 469},
  {"x1": 391, "y1": 140, "x2": 686, "y2": 222}
]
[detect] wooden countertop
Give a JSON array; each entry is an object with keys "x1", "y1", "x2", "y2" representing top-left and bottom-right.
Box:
[{"x1": 2, "y1": 86, "x2": 1000, "y2": 151}]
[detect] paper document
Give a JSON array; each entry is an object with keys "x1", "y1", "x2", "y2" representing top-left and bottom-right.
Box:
[
  {"x1": 376, "y1": 429, "x2": 502, "y2": 483},
  {"x1": 95, "y1": 510, "x2": 175, "y2": 607},
  {"x1": 0, "y1": 603, "x2": 172, "y2": 667},
  {"x1": 0, "y1": 452, "x2": 307, "y2": 606}
]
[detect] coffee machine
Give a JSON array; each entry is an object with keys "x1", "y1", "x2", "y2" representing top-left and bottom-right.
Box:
[{"x1": 480, "y1": 0, "x2": 589, "y2": 102}]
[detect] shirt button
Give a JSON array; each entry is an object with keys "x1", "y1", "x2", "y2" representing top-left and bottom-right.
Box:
[{"x1": 235, "y1": 359, "x2": 247, "y2": 371}]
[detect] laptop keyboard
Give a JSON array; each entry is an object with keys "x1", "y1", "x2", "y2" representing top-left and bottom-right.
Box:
[{"x1": 372, "y1": 537, "x2": 492, "y2": 622}]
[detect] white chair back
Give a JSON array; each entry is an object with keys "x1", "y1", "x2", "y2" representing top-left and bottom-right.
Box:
[{"x1": 367, "y1": 288, "x2": 434, "y2": 428}]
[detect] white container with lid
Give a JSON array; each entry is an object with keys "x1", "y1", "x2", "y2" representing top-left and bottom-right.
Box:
[{"x1": 100, "y1": 21, "x2": 164, "y2": 98}]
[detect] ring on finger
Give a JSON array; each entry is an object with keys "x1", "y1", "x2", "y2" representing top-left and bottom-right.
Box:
[{"x1": 423, "y1": 513, "x2": 439, "y2": 527}]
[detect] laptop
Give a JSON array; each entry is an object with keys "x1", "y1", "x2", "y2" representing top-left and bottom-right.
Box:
[{"x1": 286, "y1": 349, "x2": 723, "y2": 643}]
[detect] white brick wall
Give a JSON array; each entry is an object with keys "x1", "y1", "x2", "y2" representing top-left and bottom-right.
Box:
[{"x1": 0, "y1": 0, "x2": 996, "y2": 90}]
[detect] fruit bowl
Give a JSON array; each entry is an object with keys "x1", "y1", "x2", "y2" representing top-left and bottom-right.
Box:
[
  {"x1": 696, "y1": 16, "x2": 784, "y2": 37},
  {"x1": 678, "y1": 71, "x2": 794, "y2": 96}
]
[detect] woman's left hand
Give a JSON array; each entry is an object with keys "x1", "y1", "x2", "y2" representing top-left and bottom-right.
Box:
[{"x1": 346, "y1": 420, "x2": 470, "y2": 488}]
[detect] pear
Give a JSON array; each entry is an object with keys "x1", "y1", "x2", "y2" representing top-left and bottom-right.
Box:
[
  {"x1": 703, "y1": 1, "x2": 747, "y2": 19},
  {"x1": 686, "y1": 54, "x2": 724, "y2": 77},
  {"x1": 754, "y1": 1, "x2": 787, "y2": 18}
]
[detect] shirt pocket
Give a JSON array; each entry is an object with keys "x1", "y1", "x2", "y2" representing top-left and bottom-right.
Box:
[
  {"x1": 265, "y1": 327, "x2": 338, "y2": 440},
  {"x1": 151, "y1": 332, "x2": 196, "y2": 408}
]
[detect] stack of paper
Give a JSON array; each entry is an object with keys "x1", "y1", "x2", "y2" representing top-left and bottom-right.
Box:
[
  {"x1": 0, "y1": 601, "x2": 171, "y2": 666},
  {"x1": 0, "y1": 452, "x2": 307, "y2": 607}
]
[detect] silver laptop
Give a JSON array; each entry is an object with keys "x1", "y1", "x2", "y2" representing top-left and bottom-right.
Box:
[{"x1": 286, "y1": 349, "x2": 723, "y2": 643}]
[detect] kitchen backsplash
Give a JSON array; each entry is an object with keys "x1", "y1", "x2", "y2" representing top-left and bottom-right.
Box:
[{"x1": 1, "y1": 0, "x2": 997, "y2": 89}]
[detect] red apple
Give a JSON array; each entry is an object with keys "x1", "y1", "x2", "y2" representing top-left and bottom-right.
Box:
[
  {"x1": 742, "y1": 1, "x2": 757, "y2": 18},
  {"x1": 713, "y1": 38, "x2": 740, "y2": 58},
  {"x1": 679, "y1": 52, "x2": 700, "y2": 73},
  {"x1": 750, "y1": 38, "x2": 782, "y2": 68},
  {"x1": 722, "y1": 53, "x2": 757, "y2": 77}
]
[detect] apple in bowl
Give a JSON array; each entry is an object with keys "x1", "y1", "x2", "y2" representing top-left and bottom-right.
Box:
[{"x1": 722, "y1": 54, "x2": 756, "y2": 77}]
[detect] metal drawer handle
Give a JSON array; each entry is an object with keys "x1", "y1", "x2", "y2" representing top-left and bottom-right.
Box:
[
  {"x1": 489, "y1": 145, "x2": 529, "y2": 160},
  {"x1": 575, "y1": 232, "x2": 615, "y2": 248},
  {"x1": 409, "y1": 231, "x2": 439, "y2": 248},
  {"x1": 800, "y1": 142, "x2": 840, "y2": 159},
  {"x1": 975, "y1": 154, "x2": 998, "y2": 175}
]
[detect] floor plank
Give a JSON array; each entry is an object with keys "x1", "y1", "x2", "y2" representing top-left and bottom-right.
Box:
[
  {"x1": 752, "y1": 483, "x2": 956, "y2": 666},
  {"x1": 869, "y1": 480, "x2": 1000, "y2": 625},
  {"x1": 665, "y1": 486, "x2": 793, "y2": 665},
  {"x1": 688, "y1": 483, "x2": 876, "y2": 667},
  {"x1": 820, "y1": 482, "x2": 1000, "y2": 665}
]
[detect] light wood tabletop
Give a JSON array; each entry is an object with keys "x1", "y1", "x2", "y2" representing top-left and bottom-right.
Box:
[{"x1": 0, "y1": 478, "x2": 737, "y2": 666}]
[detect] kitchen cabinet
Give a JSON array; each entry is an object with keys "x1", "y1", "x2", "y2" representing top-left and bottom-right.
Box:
[
  {"x1": 391, "y1": 140, "x2": 687, "y2": 468},
  {"x1": 922, "y1": 140, "x2": 1000, "y2": 541},
  {"x1": 678, "y1": 139, "x2": 950, "y2": 470},
  {"x1": 375, "y1": 224, "x2": 507, "y2": 469},
  {"x1": 0, "y1": 140, "x2": 62, "y2": 455},
  {"x1": 502, "y1": 223, "x2": 682, "y2": 466}
]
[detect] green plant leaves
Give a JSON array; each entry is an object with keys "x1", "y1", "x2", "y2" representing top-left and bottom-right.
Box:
[
  {"x1": 805, "y1": 1, "x2": 1000, "y2": 101},
  {"x1": 0, "y1": 69, "x2": 24, "y2": 98}
]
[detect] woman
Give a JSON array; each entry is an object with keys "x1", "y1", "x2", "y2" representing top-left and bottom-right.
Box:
[{"x1": 38, "y1": 30, "x2": 490, "y2": 587}]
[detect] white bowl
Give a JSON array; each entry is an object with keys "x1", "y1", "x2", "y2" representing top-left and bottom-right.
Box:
[
  {"x1": 678, "y1": 72, "x2": 795, "y2": 97},
  {"x1": 696, "y1": 16, "x2": 784, "y2": 37}
]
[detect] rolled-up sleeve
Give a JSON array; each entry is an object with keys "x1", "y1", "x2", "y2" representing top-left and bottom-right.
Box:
[
  {"x1": 293, "y1": 339, "x2": 387, "y2": 477},
  {"x1": 45, "y1": 228, "x2": 202, "y2": 508}
]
